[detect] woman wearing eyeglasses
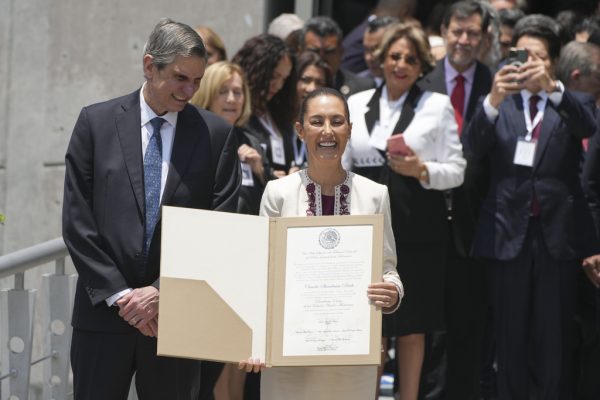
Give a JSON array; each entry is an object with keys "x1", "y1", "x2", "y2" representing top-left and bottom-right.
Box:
[{"x1": 344, "y1": 23, "x2": 466, "y2": 400}]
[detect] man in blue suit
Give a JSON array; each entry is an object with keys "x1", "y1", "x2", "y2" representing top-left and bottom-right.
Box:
[
  {"x1": 464, "y1": 14, "x2": 599, "y2": 400},
  {"x1": 62, "y1": 19, "x2": 240, "y2": 400}
]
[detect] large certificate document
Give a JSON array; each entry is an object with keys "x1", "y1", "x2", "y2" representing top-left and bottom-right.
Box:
[{"x1": 157, "y1": 207, "x2": 383, "y2": 366}]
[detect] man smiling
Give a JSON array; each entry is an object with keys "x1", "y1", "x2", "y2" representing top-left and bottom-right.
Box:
[
  {"x1": 418, "y1": 2, "x2": 494, "y2": 399},
  {"x1": 63, "y1": 18, "x2": 240, "y2": 400}
]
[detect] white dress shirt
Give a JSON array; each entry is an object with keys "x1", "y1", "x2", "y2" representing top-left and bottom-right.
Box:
[
  {"x1": 444, "y1": 58, "x2": 476, "y2": 114},
  {"x1": 482, "y1": 81, "x2": 565, "y2": 123},
  {"x1": 105, "y1": 85, "x2": 179, "y2": 307}
]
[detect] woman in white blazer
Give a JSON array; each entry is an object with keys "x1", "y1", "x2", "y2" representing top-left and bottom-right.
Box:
[
  {"x1": 240, "y1": 87, "x2": 404, "y2": 399},
  {"x1": 344, "y1": 23, "x2": 466, "y2": 400}
]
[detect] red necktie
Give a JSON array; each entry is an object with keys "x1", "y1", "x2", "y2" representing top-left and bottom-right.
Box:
[
  {"x1": 529, "y1": 95, "x2": 541, "y2": 216},
  {"x1": 450, "y1": 74, "x2": 465, "y2": 134},
  {"x1": 529, "y1": 95, "x2": 541, "y2": 140}
]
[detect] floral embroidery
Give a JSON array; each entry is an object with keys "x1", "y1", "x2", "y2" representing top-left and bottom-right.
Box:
[{"x1": 302, "y1": 170, "x2": 350, "y2": 216}]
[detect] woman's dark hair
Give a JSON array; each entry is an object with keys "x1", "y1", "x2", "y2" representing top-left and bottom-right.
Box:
[
  {"x1": 296, "y1": 51, "x2": 333, "y2": 88},
  {"x1": 285, "y1": 29, "x2": 304, "y2": 56},
  {"x1": 232, "y1": 34, "x2": 297, "y2": 130},
  {"x1": 512, "y1": 14, "x2": 561, "y2": 60},
  {"x1": 298, "y1": 87, "x2": 350, "y2": 124}
]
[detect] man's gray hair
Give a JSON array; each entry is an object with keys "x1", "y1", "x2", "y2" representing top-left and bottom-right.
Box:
[
  {"x1": 555, "y1": 41, "x2": 600, "y2": 84},
  {"x1": 143, "y1": 18, "x2": 207, "y2": 69}
]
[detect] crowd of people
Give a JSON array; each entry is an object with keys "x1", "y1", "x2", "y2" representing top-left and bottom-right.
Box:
[{"x1": 62, "y1": 0, "x2": 600, "y2": 399}]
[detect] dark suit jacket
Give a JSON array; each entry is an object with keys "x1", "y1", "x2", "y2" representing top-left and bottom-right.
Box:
[
  {"x1": 419, "y1": 59, "x2": 493, "y2": 256},
  {"x1": 341, "y1": 18, "x2": 369, "y2": 73},
  {"x1": 464, "y1": 90, "x2": 599, "y2": 261},
  {"x1": 244, "y1": 114, "x2": 294, "y2": 177},
  {"x1": 63, "y1": 89, "x2": 241, "y2": 332},
  {"x1": 419, "y1": 59, "x2": 492, "y2": 126},
  {"x1": 583, "y1": 122, "x2": 600, "y2": 238},
  {"x1": 236, "y1": 127, "x2": 270, "y2": 216},
  {"x1": 335, "y1": 68, "x2": 375, "y2": 98}
]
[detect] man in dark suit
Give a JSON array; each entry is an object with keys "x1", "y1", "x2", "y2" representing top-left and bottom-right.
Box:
[
  {"x1": 418, "y1": 2, "x2": 493, "y2": 399},
  {"x1": 62, "y1": 19, "x2": 240, "y2": 400},
  {"x1": 341, "y1": 0, "x2": 416, "y2": 74},
  {"x1": 464, "y1": 15, "x2": 598, "y2": 399},
  {"x1": 556, "y1": 40, "x2": 600, "y2": 400},
  {"x1": 579, "y1": 114, "x2": 600, "y2": 400},
  {"x1": 301, "y1": 16, "x2": 374, "y2": 98}
]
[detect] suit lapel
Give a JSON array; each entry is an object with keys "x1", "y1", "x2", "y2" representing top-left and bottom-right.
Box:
[
  {"x1": 432, "y1": 60, "x2": 448, "y2": 93},
  {"x1": 391, "y1": 85, "x2": 423, "y2": 134},
  {"x1": 466, "y1": 63, "x2": 490, "y2": 122},
  {"x1": 422, "y1": 59, "x2": 447, "y2": 94},
  {"x1": 364, "y1": 85, "x2": 383, "y2": 134},
  {"x1": 533, "y1": 101, "x2": 559, "y2": 169},
  {"x1": 509, "y1": 94, "x2": 528, "y2": 139},
  {"x1": 161, "y1": 105, "x2": 204, "y2": 205},
  {"x1": 116, "y1": 91, "x2": 144, "y2": 219}
]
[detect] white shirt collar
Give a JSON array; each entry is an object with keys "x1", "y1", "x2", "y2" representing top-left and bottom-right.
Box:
[
  {"x1": 444, "y1": 58, "x2": 476, "y2": 84},
  {"x1": 520, "y1": 88, "x2": 549, "y2": 104},
  {"x1": 139, "y1": 83, "x2": 178, "y2": 129},
  {"x1": 381, "y1": 85, "x2": 408, "y2": 110}
]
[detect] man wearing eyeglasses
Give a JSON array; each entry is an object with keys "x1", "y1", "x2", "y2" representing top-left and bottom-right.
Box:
[
  {"x1": 418, "y1": 1, "x2": 494, "y2": 399},
  {"x1": 301, "y1": 16, "x2": 374, "y2": 98}
]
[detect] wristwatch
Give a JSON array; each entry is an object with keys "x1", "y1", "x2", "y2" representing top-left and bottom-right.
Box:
[
  {"x1": 419, "y1": 165, "x2": 429, "y2": 182},
  {"x1": 548, "y1": 80, "x2": 561, "y2": 93}
]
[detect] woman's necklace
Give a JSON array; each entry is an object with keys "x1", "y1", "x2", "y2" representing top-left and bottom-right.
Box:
[{"x1": 302, "y1": 169, "x2": 350, "y2": 216}]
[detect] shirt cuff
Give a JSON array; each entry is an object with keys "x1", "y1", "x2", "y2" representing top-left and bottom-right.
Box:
[
  {"x1": 382, "y1": 271, "x2": 404, "y2": 314},
  {"x1": 547, "y1": 80, "x2": 564, "y2": 106},
  {"x1": 483, "y1": 94, "x2": 499, "y2": 122},
  {"x1": 105, "y1": 288, "x2": 133, "y2": 307}
]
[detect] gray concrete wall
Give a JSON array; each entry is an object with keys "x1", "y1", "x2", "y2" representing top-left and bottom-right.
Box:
[
  {"x1": 0, "y1": 1, "x2": 266, "y2": 396},
  {"x1": 0, "y1": 0, "x2": 265, "y2": 257}
]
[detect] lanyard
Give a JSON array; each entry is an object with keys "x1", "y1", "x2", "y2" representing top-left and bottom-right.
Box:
[
  {"x1": 292, "y1": 137, "x2": 306, "y2": 166},
  {"x1": 259, "y1": 114, "x2": 281, "y2": 140},
  {"x1": 524, "y1": 97, "x2": 544, "y2": 141}
]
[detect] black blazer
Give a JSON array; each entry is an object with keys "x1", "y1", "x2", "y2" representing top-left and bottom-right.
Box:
[
  {"x1": 419, "y1": 59, "x2": 493, "y2": 124},
  {"x1": 63, "y1": 90, "x2": 241, "y2": 332},
  {"x1": 464, "y1": 90, "x2": 599, "y2": 261},
  {"x1": 244, "y1": 114, "x2": 294, "y2": 177},
  {"x1": 236, "y1": 127, "x2": 270, "y2": 215},
  {"x1": 583, "y1": 121, "x2": 600, "y2": 238},
  {"x1": 335, "y1": 68, "x2": 375, "y2": 98},
  {"x1": 419, "y1": 59, "x2": 493, "y2": 256}
]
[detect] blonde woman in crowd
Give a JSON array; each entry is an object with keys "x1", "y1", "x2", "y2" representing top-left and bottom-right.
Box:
[{"x1": 191, "y1": 61, "x2": 270, "y2": 399}]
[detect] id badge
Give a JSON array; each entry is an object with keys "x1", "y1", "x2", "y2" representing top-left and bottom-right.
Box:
[
  {"x1": 241, "y1": 162, "x2": 254, "y2": 187},
  {"x1": 368, "y1": 122, "x2": 390, "y2": 151},
  {"x1": 513, "y1": 139, "x2": 537, "y2": 167},
  {"x1": 271, "y1": 138, "x2": 285, "y2": 165}
]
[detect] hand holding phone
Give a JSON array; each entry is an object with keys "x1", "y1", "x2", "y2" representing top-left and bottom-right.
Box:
[
  {"x1": 508, "y1": 47, "x2": 528, "y2": 67},
  {"x1": 387, "y1": 134, "x2": 412, "y2": 156}
]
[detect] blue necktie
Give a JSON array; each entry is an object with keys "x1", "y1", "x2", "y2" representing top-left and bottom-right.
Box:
[{"x1": 143, "y1": 117, "x2": 165, "y2": 258}]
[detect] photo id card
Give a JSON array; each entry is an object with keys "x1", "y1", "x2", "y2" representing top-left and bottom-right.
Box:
[
  {"x1": 241, "y1": 162, "x2": 254, "y2": 187},
  {"x1": 271, "y1": 138, "x2": 285, "y2": 166},
  {"x1": 513, "y1": 138, "x2": 537, "y2": 167}
]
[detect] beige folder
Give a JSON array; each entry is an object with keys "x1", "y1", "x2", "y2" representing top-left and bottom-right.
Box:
[{"x1": 157, "y1": 206, "x2": 383, "y2": 366}]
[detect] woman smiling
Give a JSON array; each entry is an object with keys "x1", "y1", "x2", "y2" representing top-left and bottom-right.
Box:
[
  {"x1": 344, "y1": 23, "x2": 466, "y2": 400},
  {"x1": 240, "y1": 88, "x2": 404, "y2": 400}
]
